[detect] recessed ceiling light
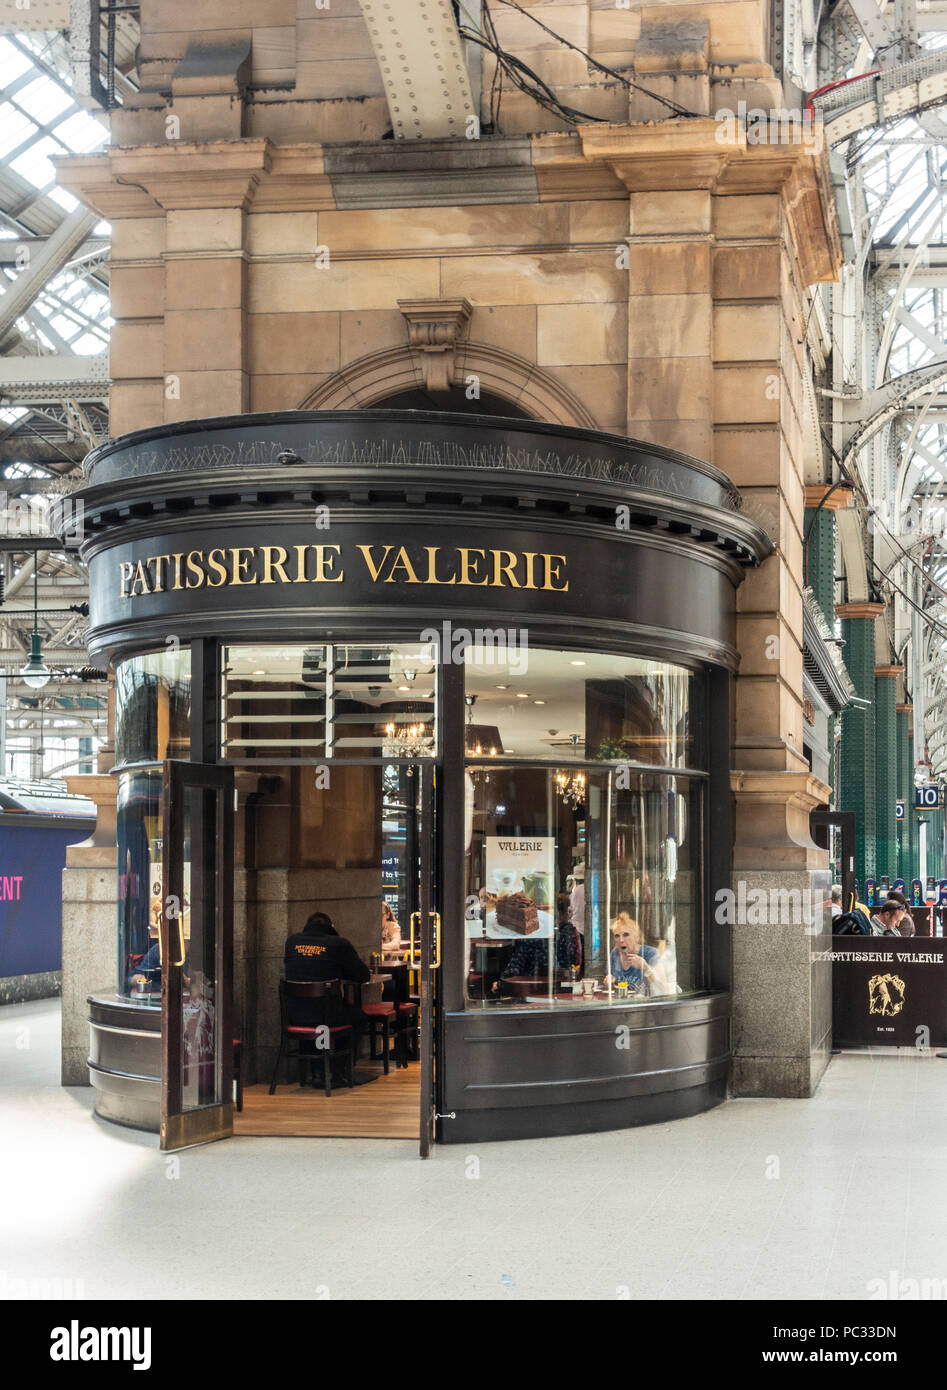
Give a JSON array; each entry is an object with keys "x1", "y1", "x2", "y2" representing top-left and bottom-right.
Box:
[
  {"x1": 398, "y1": 684, "x2": 410, "y2": 692},
  {"x1": 516, "y1": 693, "x2": 529, "y2": 699},
  {"x1": 570, "y1": 660, "x2": 586, "y2": 666},
  {"x1": 495, "y1": 684, "x2": 509, "y2": 690},
  {"x1": 253, "y1": 669, "x2": 266, "y2": 675}
]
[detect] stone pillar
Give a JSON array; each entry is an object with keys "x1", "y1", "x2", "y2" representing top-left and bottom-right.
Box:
[
  {"x1": 579, "y1": 118, "x2": 841, "y2": 1100},
  {"x1": 162, "y1": 203, "x2": 250, "y2": 422},
  {"x1": 715, "y1": 177, "x2": 834, "y2": 1098},
  {"x1": 836, "y1": 602, "x2": 884, "y2": 890},
  {"x1": 108, "y1": 213, "x2": 167, "y2": 437},
  {"x1": 624, "y1": 182, "x2": 715, "y2": 462},
  {"x1": 60, "y1": 775, "x2": 118, "y2": 1086},
  {"x1": 874, "y1": 665, "x2": 902, "y2": 882},
  {"x1": 61, "y1": 143, "x2": 264, "y2": 430}
]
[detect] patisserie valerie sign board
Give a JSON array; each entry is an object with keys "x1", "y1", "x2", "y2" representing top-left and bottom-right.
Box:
[{"x1": 476, "y1": 837, "x2": 556, "y2": 940}]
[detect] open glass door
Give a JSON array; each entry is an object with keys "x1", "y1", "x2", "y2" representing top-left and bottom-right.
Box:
[
  {"x1": 411, "y1": 762, "x2": 438, "y2": 1157},
  {"x1": 160, "y1": 759, "x2": 235, "y2": 1150}
]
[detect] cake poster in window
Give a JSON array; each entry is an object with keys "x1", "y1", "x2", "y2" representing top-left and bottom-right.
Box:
[{"x1": 479, "y1": 836, "x2": 555, "y2": 939}]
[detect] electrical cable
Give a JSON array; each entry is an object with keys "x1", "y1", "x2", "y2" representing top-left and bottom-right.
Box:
[
  {"x1": 459, "y1": 24, "x2": 611, "y2": 124},
  {"x1": 459, "y1": 0, "x2": 601, "y2": 124},
  {"x1": 491, "y1": 0, "x2": 702, "y2": 117},
  {"x1": 481, "y1": 0, "x2": 503, "y2": 130},
  {"x1": 814, "y1": 426, "x2": 947, "y2": 605},
  {"x1": 865, "y1": 548, "x2": 947, "y2": 645},
  {"x1": 457, "y1": 0, "x2": 701, "y2": 126},
  {"x1": 869, "y1": 507, "x2": 947, "y2": 601}
]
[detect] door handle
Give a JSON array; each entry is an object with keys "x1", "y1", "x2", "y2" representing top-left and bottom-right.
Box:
[
  {"x1": 164, "y1": 894, "x2": 185, "y2": 967},
  {"x1": 170, "y1": 903, "x2": 186, "y2": 968},
  {"x1": 430, "y1": 911, "x2": 441, "y2": 969}
]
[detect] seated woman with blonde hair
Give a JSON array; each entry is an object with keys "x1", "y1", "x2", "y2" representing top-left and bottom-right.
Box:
[
  {"x1": 381, "y1": 900, "x2": 401, "y2": 951},
  {"x1": 605, "y1": 912, "x2": 669, "y2": 996}
]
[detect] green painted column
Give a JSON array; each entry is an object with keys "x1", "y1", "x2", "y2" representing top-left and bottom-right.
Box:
[
  {"x1": 896, "y1": 705, "x2": 911, "y2": 882},
  {"x1": 805, "y1": 488, "x2": 841, "y2": 825},
  {"x1": 928, "y1": 806, "x2": 945, "y2": 884},
  {"x1": 874, "y1": 667, "x2": 901, "y2": 883},
  {"x1": 804, "y1": 500, "x2": 837, "y2": 627},
  {"x1": 907, "y1": 727, "x2": 917, "y2": 886},
  {"x1": 837, "y1": 602, "x2": 884, "y2": 890}
]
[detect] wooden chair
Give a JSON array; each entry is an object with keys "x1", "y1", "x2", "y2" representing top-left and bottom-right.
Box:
[
  {"x1": 270, "y1": 980, "x2": 355, "y2": 1097},
  {"x1": 362, "y1": 1001, "x2": 396, "y2": 1074},
  {"x1": 376, "y1": 966, "x2": 418, "y2": 1068},
  {"x1": 395, "y1": 1001, "x2": 419, "y2": 1066}
]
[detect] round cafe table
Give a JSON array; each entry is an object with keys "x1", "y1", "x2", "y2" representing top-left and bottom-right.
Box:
[{"x1": 499, "y1": 975, "x2": 567, "y2": 999}]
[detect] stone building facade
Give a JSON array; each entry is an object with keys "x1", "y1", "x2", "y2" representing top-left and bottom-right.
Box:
[{"x1": 59, "y1": 0, "x2": 842, "y2": 1098}]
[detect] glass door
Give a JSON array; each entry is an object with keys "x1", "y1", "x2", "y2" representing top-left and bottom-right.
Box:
[
  {"x1": 160, "y1": 759, "x2": 235, "y2": 1150},
  {"x1": 409, "y1": 762, "x2": 438, "y2": 1157}
]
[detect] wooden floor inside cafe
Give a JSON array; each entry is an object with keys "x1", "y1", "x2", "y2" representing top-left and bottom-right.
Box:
[{"x1": 234, "y1": 1059, "x2": 421, "y2": 1139}]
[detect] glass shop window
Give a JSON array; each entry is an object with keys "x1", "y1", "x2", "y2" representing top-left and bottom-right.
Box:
[
  {"x1": 116, "y1": 766, "x2": 164, "y2": 1003},
  {"x1": 464, "y1": 765, "x2": 702, "y2": 1008},
  {"x1": 114, "y1": 649, "x2": 191, "y2": 766},
  {"x1": 463, "y1": 647, "x2": 701, "y2": 768},
  {"x1": 462, "y1": 645, "x2": 704, "y2": 1009},
  {"x1": 222, "y1": 642, "x2": 437, "y2": 760},
  {"x1": 113, "y1": 650, "x2": 190, "y2": 1002}
]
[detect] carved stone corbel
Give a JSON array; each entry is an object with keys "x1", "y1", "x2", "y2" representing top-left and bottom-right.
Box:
[{"x1": 398, "y1": 297, "x2": 472, "y2": 394}]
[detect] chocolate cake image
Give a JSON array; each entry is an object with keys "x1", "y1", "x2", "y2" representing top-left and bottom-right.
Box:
[{"x1": 495, "y1": 891, "x2": 540, "y2": 935}]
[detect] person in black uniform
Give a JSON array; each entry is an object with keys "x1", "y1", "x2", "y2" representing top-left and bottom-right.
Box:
[{"x1": 282, "y1": 911, "x2": 370, "y2": 1047}]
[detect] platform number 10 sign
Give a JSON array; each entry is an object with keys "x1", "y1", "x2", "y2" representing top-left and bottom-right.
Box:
[{"x1": 914, "y1": 784, "x2": 943, "y2": 808}]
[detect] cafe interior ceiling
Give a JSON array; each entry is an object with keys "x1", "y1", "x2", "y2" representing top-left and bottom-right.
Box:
[{"x1": 224, "y1": 643, "x2": 686, "y2": 761}]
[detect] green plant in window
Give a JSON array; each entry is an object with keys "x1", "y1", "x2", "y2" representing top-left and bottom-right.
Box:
[{"x1": 595, "y1": 738, "x2": 628, "y2": 762}]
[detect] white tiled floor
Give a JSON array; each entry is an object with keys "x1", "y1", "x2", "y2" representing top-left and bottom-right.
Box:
[{"x1": 2, "y1": 998, "x2": 945, "y2": 1300}]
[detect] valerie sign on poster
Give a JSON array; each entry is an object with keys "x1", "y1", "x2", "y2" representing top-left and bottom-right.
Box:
[{"x1": 477, "y1": 836, "x2": 555, "y2": 940}]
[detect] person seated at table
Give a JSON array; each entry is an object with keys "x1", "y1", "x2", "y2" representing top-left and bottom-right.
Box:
[
  {"x1": 126, "y1": 916, "x2": 163, "y2": 992},
  {"x1": 605, "y1": 913, "x2": 669, "y2": 996},
  {"x1": 283, "y1": 911, "x2": 370, "y2": 1042},
  {"x1": 556, "y1": 891, "x2": 582, "y2": 973},
  {"x1": 127, "y1": 938, "x2": 160, "y2": 992},
  {"x1": 493, "y1": 909, "x2": 580, "y2": 992},
  {"x1": 870, "y1": 899, "x2": 903, "y2": 937},
  {"x1": 381, "y1": 901, "x2": 401, "y2": 952},
  {"x1": 127, "y1": 937, "x2": 193, "y2": 993},
  {"x1": 884, "y1": 890, "x2": 914, "y2": 937}
]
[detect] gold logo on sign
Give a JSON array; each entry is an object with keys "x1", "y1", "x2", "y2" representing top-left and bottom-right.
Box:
[{"x1": 868, "y1": 973, "x2": 906, "y2": 1017}]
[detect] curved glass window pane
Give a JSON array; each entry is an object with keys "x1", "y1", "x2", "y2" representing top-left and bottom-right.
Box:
[
  {"x1": 114, "y1": 650, "x2": 191, "y2": 766},
  {"x1": 465, "y1": 765, "x2": 702, "y2": 1008},
  {"x1": 464, "y1": 648, "x2": 701, "y2": 768},
  {"x1": 117, "y1": 768, "x2": 163, "y2": 1004}
]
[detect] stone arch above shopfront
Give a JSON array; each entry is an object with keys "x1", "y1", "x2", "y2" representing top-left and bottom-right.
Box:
[{"x1": 298, "y1": 342, "x2": 600, "y2": 431}]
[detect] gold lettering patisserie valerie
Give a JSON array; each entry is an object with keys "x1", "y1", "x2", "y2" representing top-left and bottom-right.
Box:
[{"x1": 119, "y1": 543, "x2": 568, "y2": 598}]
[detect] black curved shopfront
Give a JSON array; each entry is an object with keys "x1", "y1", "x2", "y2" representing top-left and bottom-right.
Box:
[{"x1": 76, "y1": 411, "x2": 770, "y2": 1143}]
